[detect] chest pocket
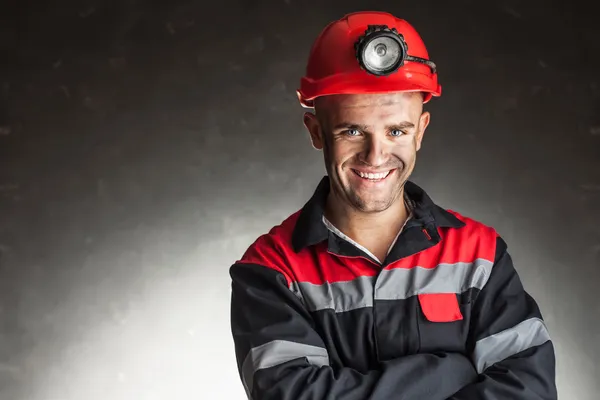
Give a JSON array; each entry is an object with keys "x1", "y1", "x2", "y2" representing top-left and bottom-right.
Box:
[
  {"x1": 416, "y1": 292, "x2": 471, "y2": 353},
  {"x1": 418, "y1": 293, "x2": 463, "y2": 322}
]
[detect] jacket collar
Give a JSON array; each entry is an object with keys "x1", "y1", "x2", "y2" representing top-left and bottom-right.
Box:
[{"x1": 292, "y1": 175, "x2": 465, "y2": 255}]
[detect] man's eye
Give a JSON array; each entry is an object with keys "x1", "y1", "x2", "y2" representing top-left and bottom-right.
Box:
[
  {"x1": 391, "y1": 129, "x2": 405, "y2": 137},
  {"x1": 346, "y1": 129, "x2": 360, "y2": 136}
]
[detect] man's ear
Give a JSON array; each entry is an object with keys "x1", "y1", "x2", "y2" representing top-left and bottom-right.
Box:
[
  {"x1": 416, "y1": 111, "x2": 430, "y2": 152},
  {"x1": 303, "y1": 112, "x2": 324, "y2": 150}
]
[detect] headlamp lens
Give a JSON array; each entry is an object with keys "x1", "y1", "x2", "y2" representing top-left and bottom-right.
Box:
[{"x1": 362, "y1": 35, "x2": 403, "y2": 73}]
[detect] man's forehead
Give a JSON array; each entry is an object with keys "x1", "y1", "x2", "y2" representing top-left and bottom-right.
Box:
[
  {"x1": 315, "y1": 93, "x2": 423, "y2": 125},
  {"x1": 316, "y1": 92, "x2": 422, "y2": 110}
]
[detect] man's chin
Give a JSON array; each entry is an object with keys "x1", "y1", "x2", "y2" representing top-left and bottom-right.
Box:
[{"x1": 348, "y1": 193, "x2": 396, "y2": 213}]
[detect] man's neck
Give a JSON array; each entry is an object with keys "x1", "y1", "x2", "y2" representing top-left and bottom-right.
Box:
[{"x1": 323, "y1": 189, "x2": 409, "y2": 246}]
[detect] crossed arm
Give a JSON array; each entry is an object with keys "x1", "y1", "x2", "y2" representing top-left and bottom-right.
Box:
[{"x1": 229, "y1": 237, "x2": 557, "y2": 400}]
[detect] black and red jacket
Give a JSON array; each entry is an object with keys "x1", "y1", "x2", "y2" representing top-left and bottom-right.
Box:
[{"x1": 230, "y1": 176, "x2": 557, "y2": 399}]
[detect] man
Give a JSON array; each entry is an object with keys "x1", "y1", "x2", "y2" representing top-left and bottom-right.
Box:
[{"x1": 229, "y1": 11, "x2": 557, "y2": 400}]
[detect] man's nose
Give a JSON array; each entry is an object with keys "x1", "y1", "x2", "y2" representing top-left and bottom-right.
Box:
[{"x1": 359, "y1": 135, "x2": 388, "y2": 167}]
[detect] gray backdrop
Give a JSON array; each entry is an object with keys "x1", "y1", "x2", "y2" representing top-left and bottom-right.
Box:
[{"x1": 1, "y1": 0, "x2": 598, "y2": 399}]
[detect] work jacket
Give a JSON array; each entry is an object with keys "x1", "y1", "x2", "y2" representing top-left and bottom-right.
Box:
[{"x1": 229, "y1": 176, "x2": 557, "y2": 399}]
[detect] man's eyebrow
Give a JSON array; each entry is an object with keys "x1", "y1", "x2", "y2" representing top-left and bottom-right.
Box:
[
  {"x1": 388, "y1": 121, "x2": 415, "y2": 130},
  {"x1": 332, "y1": 122, "x2": 369, "y2": 131}
]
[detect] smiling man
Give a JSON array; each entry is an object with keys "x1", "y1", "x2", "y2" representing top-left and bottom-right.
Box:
[{"x1": 229, "y1": 11, "x2": 557, "y2": 400}]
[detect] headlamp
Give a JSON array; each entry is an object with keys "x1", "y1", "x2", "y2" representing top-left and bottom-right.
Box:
[{"x1": 354, "y1": 25, "x2": 437, "y2": 76}]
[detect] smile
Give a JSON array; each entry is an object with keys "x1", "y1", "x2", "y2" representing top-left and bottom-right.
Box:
[{"x1": 352, "y1": 168, "x2": 395, "y2": 182}]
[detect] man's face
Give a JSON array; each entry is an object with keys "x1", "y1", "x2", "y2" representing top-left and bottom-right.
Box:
[{"x1": 304, "y1": 92, "x2": 430, "y2": 213}]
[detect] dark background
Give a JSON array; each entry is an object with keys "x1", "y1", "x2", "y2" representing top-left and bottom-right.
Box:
[{"x1": 1, "y1": 0, "x2": 598, "y2": 399}]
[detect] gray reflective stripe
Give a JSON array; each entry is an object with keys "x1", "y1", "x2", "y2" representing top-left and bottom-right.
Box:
[
  {"x1": 375, "y1": 259, "x2": 494, "y2": 300},
  {"x1": 294, "y1": 259, "x2": 493, "y2": 313},
  {"x1": 473, "y1": 317, "x2": 551, "y2": 373},
  {"x1": 241, "y1": 340, "x2": 329, "y2": 396},
  {"x1": 296, "y1": 276, "x2": 376, "y2": 312}
]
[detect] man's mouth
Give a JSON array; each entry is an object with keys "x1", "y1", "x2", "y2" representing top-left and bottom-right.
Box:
[{"x1": 351, "y1": 168, "x2": 395, "y2": 182}]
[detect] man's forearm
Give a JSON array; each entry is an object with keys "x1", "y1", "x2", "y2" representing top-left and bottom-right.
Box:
[
  {"x1": 446, "y1": 238, "x2": 557, "y2": 399},
  {"x1": 247, "y1": 350, "x2": 477, "y2": 400}
]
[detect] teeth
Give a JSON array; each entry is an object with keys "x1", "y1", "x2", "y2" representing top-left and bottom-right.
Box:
[{"x1": 356, "y1": 170, "x2": 390, "y2": 180}]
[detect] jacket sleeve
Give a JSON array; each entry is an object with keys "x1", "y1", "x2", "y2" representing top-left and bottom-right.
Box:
[
  {"x1": 231, "y1": 262, "x2": 478, "y2": 400},
  {"x1": 448, "y1": 237, "x2": 558, "y2": 399}
]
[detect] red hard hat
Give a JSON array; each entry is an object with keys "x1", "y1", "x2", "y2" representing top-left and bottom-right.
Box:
[{"x1": 297, "y1": 11, "x2": 441, "y2": 108}]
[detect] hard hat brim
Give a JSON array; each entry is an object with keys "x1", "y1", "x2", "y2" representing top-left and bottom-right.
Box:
[{"x1": 298, "y1": 69, "x2": 441, "y2": 108}]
